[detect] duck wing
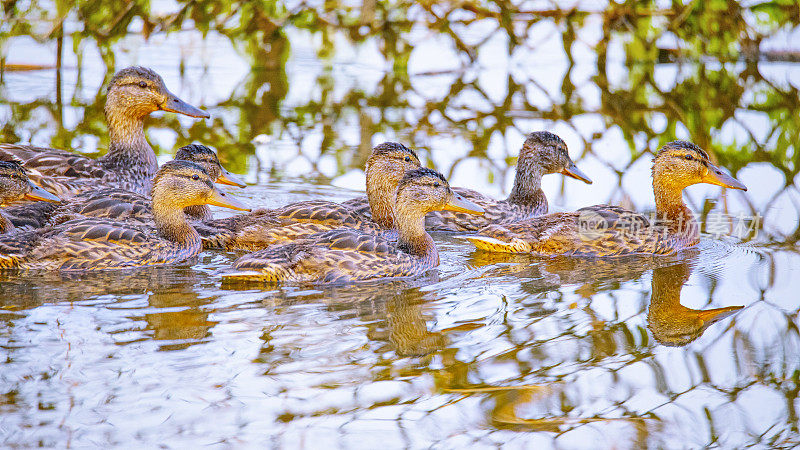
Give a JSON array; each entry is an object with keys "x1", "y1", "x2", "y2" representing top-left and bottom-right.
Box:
[
  {"x1": 225, "y1": 228, "x2": 418, "y2": 284},
  {"x1": 0, "y1": 143, "x2": 106, "y2": 178}
]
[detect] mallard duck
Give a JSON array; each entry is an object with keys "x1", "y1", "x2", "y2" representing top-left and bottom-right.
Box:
[
  {"x1": 4, "y1": 143, "x2": 244, "y2": 228},
  {"x1": 0, "y1": 161, "x2": 60, "y2": 233},
  {"x1": 647, "y1": 262, "x2": 743, "y2": 346},
  {"x1": 197, "y1": 142, "x2": 422, "y2": 250},
  {"x1": 222, "y1": 167, "x2": 484, "y2": 284},
  {"x1": 0, "y1": 66, "x2": 209, "y2": 197},
  {"x1": 464, "y1": 141, "x2": 747, "y2": 256},
  {"x1": 0, "y1": 161, "x2": 250, "y2": 271},
  {"x1": 341, "y1": 132, "x2": 591, "y2": 232}
]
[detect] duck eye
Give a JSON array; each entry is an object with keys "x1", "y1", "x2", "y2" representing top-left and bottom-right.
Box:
[
  {"x1": 433, "y1": 182, "x2": 440, "y2": 188},
  {"x1": 192, "y1": 174, "x2": 200, "y2": 180},
  {"x1": 138, "y1": 81, "x2": 148, "y2": 89},
  {"x1": 404, "y1": 156, "x2": 411, "y2": 162},
  {"x1": 684, "y1": 154, "x2": 693, "y2": 161}
]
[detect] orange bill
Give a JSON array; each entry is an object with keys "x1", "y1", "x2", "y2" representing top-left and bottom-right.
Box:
[
  {"x1": 161, "y1": 91, "x2": 210, "y2": 119},
  {"x1": 217, "y1": 167, "x2": 247, "y2": 188},
  {"x1": 702, "y1": 163, "x2": 747, "y2": 191},
  {"x1": 561, "y1": 161, "x2": 592, "y2": 184},
  {"x1": 696, "y1": 305, "x2": 744, "y2": 325},
  {"x1": 205, "y1": 189, "x2": 250, "y2": 211},
  {"x1": 24, "y1": 180, "x2": 61, "y2": 203},
  {"x1": 443, "y1": 193, "x2": 484, "y2": 215}
]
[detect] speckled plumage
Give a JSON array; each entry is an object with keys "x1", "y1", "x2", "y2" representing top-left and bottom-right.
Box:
[
  {"x1": 0, "y1": 161, "x2": 248, "y2": 272},
  {"x1": 222, "y1": 168, "x2": 484, "y2": 285},
  {"x1": 4, "y1": 144, "x2": 238, "y2": 227},
  {"x1": 465, "y1": 141, "x2": 747, "y2": 257},
  {"x1": 198, "y1": 142, "x2": 420, "y2": 250},
  {"x1": 343, "y1": 131, "x2": 592, "y2": 232},
  {"x1": 0, "y1": 66, "x2": 209, "y2": 197}
]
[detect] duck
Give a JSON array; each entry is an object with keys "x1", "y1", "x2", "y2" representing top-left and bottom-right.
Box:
[
  {"x1": 221, "y1": 167, "x2": 484, "y2": 284},
  {"x1": 0, "y1": 161, "x2": 250, "y2": 271},
  {"x1": 647, "y1": 262, "x2": 743, "y2": 346},
  {"x1": 3, "y1": 143, "x2": 245, "y2": 229},
  {"x1": 0, "y1": 66, "x2": 209, "y2": 197},
  {"x1": 464, "y1": 141, "x2": 747, "y2": 257},
  {"x1": 341, "y1": 132, "x2": 591, "y2": 232},
  {"x1": 197, "y1": 142, "x2": 422, "y2": 250},
  {"x1": 0, "y1": 161, "x2": 61, "y2": 233}
]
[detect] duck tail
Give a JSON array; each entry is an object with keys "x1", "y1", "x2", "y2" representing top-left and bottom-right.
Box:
[{"x1": 461, "y1": 235, "x2": 531, "y2": 253}]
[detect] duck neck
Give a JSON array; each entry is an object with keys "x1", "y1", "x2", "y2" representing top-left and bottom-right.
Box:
[
  {"x1": 653, "y1": 178, "x2": 695, "y2": 235},
  {"x1": 394, "y1": 203, "x2": 438, "y2": 264},
  {"x1": 152, "y1": 200, "x2": 200, "y2": 248},
  {"x1": 367, "y1": 170, "x2": 397, "y2": 229},
  {"x1": 101, "y1": 102, "x2": 158, "y2": 176},
  {"x1": 506, "y1": 162, "x2": 545, "y2": 208}
]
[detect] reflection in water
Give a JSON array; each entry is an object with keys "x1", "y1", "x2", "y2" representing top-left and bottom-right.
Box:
[
  {"x1": 647, "y1": 262, "x2": 743, "y2": 346},
  {"x1": 1, "y1": 1, "x2": 799, "y2": 447}
]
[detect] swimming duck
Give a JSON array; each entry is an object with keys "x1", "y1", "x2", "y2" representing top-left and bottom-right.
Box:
[
  {"x1": 197, "y1": 142, "x2": 422, "y2": 250},
  {"x1": 647, "y1": 262, "x2": 743, "y2": 346},
  {"x1": 4, "y1": 144, "x2": 245, "y2": 229},
  {"x1": 0, "y1": 161, "x2": 249, "y2": 271},
  {"x1": 0, "y1": 161, "x2": 60, "y2": 233},
  {"x1": 222, "y1": 167, "x2": 484, "y2": 284},
  {"x1": 0, "y1": 66, "x2": 209, "y2": 197},
  {"x1": 464, "y1": 141, "x2": 747, "y2": 256},
  {"x1": 428, "y1": 131, "x2": 591, "y2": 231}
]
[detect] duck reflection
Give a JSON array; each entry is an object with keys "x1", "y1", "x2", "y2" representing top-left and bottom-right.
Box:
[
  {"x1": 647, "y1": 262, "x2": 743, "y2": 346},
  {"x1": 142, "y1": 284, "x2": 217, "y2": 350}
]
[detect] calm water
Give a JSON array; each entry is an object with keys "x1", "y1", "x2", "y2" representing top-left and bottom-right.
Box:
[{"x1": 1, "y1": 1, "x2": 799, "y2": 448}]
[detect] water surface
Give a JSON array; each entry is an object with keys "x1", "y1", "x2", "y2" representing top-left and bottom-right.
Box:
[{"x1": 1, "y1": 2, "x2": 799, "y2": 448}]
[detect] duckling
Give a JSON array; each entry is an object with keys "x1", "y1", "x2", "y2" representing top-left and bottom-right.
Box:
[
  {"x1": 647, "y1": 262, "x2": 743, "y2": 346},
  {"x1": 4, "y1": 144, "x2": 245, "y2": 228},
  {"x1": 197, "y1": 142, "x2": 421, "y2": 250},
  {"x1": 464, "y1": 141, "x2": 747, "y2": 256},
  {"x1": 0, "y1": 161, "x2": 60, "y2": 233},
  {"x1": 0, "y1": 66, "x2": 209, "y2": 197},
  {"x1": 0, "y1": 161, "x2": 249, "y2": 271},
  {"x1": 222, "y1": 168, "x2": 484, "y2": 284}
]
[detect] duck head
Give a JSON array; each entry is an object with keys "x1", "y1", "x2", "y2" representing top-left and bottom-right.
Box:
[
  {"x1": 105, "y1": 66, "x2": 210, "y2": 123},
  {"x1": 366, "y1": 142, "x2": 422, "y2": 228},
  {"x1": 175, "y1": 144, "x2": 246, "y2": 188},
  {"x1": 0, "y1": 161, "x2": 60, "y2": 206},
  {"x1": 150, "y1": 160, "x2": 250, "y2": 213},
  {"x1": 652, "y1": 141, "x2": 747, "y2": 192}
]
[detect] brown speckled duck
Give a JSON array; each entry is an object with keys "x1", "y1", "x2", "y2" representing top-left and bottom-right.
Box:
[
  {"x1": 342, "y1": 132, "x2": 591, "y2": 232},
  {"x1": 0, "y1": 66, "x2": 209, "y2": 197},
  {"x1": 465, "y1": 141, "x2": 747, "y2": 257},
  {"x1": 4, "y1": 144, "x2": 245, "y2": 229},
  {"x1": 0, "y1": 161, "x2": 60, "y2": 233},
  {"x1": 428, "y1": 131, "x2": 591, "y2": 231},
  {"x1": 0, "y1": 161, "x2": 249, "y2": 272},
  {"x1": 197, "y1": 142, "x2": 422, "y2": 250},
  {"x1": 222, "y1": 168, "x2": 484, "y2": 284}
]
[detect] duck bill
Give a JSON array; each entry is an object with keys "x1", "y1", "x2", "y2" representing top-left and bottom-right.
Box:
[
  {"x1": 702, "y1": 164, "x2": 747, "y2": 191},
  {"x1": 696, "y1": 305, "x2": 744, "y2": 325},
  {"x1": 217, "y1": 167, "x2": 247, "y2": 188},
  {"x1": 24, "y1": 181, "x2": 61, "y2": 202},
  {"x1": 561, "y1": 161, "x2": 592, "y2": 184},
  {"x1": 205, "y1": 189, "x2": 251, "y2": 211},
  {"x1": 443, "y1": 193, "x2": 484, "y2": 215},
  {"x1": 161, "y1": 91, "x2": 210, "y2": 119}
]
